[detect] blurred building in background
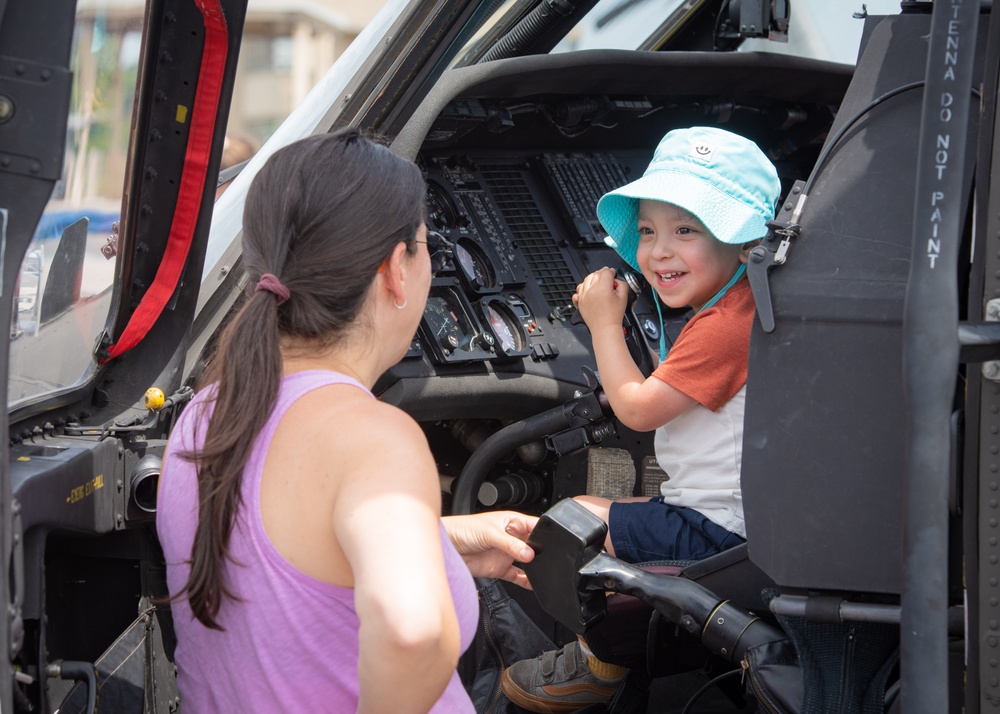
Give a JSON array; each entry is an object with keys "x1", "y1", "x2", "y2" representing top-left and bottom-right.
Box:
[
  {"x1": 228, "y1": 0, "x2": 387, "y2": 145},
  {"x1": 36, "y1": 0, "x2": 388, "y2": 283},
  {"x1": 73, "y1": 0, "x2": 387, "y2": 190}
]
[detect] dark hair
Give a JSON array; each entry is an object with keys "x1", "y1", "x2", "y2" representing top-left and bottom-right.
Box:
[{"x1": 178, "y1": 128, "x2": 426, "y2": 629}]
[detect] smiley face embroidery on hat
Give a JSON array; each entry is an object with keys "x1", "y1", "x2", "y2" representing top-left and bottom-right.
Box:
[{"x1": 690, "y1": 142, "x2": 715, "y2": 162}]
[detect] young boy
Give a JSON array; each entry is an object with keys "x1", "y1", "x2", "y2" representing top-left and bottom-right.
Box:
[{"x1": 501, "y1": 126, "x2": 781, "y2": 712}]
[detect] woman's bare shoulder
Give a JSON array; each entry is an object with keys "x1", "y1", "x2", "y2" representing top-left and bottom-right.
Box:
[{"x1": 281, "y1": 384, "x2": 434, "y2": 476}]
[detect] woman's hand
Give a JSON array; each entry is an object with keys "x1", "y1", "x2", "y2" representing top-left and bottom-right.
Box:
[
  {"x1": 573, "y1": 267, "x2": 629, "y2": 331},
  {"x1": 442, "y1": 511, "x2": 538, "y2": 588}
]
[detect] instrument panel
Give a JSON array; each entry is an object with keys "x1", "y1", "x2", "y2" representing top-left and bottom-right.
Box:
[{"x1": 408, "y1": 150, "x2": 651, "y2": 375}]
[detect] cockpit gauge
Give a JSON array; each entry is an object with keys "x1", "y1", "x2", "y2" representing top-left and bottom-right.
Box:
[
  {"x1": 420, "y1": 284, "x2": 495, "y2": 364},
  {"x1": 427, "y1": 180, "x2": 461, "y2": 231},
  {"x1": 480, "y1": 297, "x2": 532, "y2": 359},
  {"x1": 454, "y1": 238, "x2": 498, "y2": 294}
]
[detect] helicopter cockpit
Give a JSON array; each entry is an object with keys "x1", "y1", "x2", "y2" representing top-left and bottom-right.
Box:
[{"x1": 2, "y1": 0, "x2": 993, "y2": 712}]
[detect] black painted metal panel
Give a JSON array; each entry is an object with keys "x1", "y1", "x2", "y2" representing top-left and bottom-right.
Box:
[{"x1": 742, "y1": 12, "x2": 981, "y2": 594}]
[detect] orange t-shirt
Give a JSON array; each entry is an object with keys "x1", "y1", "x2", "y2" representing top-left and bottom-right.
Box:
[{"x1": 651, "y1": 279, "x2": 754, "y2": 411}]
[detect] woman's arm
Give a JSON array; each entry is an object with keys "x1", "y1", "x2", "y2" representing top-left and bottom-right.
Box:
[{"x1": 333, "y1": 404, "x2": 460, "y2": 714}]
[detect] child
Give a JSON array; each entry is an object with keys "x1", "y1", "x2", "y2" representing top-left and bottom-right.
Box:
[{"x1": 501, "y1": 126, "x2": 781, "y2": 712}]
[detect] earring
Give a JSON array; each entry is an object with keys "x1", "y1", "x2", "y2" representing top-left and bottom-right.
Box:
[{"x1": 394, "y1": 297, "x2": 407, "y2": 310}]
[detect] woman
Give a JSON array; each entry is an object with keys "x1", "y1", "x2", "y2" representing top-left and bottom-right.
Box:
[{"x1": 156, "y1": 129, "x2": 536, "y2": 713}]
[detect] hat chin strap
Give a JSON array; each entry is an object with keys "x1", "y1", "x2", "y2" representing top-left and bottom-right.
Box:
[
  {"x1": 653, "y1": 295, "x2": 667, "y2": 363},
  {"x1": 700, "y1": 263, "x2": 746, "y2": 312}
]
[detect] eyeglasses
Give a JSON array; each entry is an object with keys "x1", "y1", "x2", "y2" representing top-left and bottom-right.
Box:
[{"x1": 410, "y1": 230, "x2": 453, "y2": 276}]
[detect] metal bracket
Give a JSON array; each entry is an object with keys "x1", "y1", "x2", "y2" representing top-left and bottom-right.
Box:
[
  {"x1": 747, "y1": 180, "x2": 806, "y2": 333},
  {"x1": 983, "y1": 299, "x2": 1000, "y2": 381}
]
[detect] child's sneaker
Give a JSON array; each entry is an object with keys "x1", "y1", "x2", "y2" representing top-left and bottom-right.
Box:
[{"x1": 500, "y1": 639, "x2": 627, "y2": 713}]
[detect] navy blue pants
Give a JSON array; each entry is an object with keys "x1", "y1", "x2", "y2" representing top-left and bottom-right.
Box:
[{"x1": 608, "y1": 497, "x2": 744, "y2": 563}]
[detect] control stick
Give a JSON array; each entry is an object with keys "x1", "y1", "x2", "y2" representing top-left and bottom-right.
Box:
[{"x1": 522, "y1": 499, "x2": 785, "y2": 663}]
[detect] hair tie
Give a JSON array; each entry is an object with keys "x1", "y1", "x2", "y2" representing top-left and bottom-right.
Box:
[{"x1": 254, "y1": 273, "x2": 290, "y2": 306}]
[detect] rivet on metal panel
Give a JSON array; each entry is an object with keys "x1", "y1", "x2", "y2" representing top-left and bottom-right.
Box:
[
  {"x1": 986, "y1": 297, "x2": 1000, "y2": 384},
  {"x1": 0, "y1": 95, "x2": 14, "y2": 124}
]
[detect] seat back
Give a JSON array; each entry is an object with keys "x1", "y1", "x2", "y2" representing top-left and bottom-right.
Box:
[{"x1": 741, "y1": 12, "x2": 981, "y2": 593}]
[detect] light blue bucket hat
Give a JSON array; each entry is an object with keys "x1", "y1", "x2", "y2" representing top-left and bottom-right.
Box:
[{"x1": 597, "y1": 126, "x2": 781, "y2": 271}]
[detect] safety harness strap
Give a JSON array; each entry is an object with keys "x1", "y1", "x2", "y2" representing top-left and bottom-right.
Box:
[{"x1": 105, "y1": 0, "x2": 228, "y2": 360}]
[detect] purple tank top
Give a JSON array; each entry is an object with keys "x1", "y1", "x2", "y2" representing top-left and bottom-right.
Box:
[{"x1": 156, "y1": 370, "x2": 477, "y2": 712}]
